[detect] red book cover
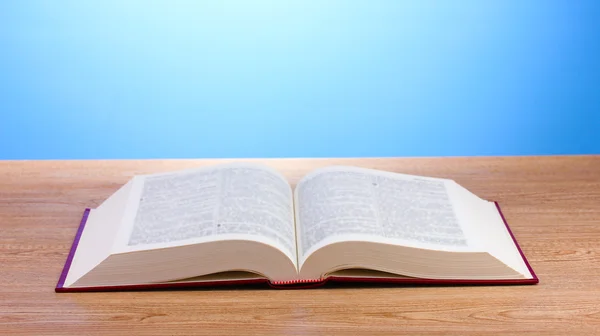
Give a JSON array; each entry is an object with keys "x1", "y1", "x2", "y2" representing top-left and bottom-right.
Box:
[{"x1": 55, "y1": 202, "x2": 538, "y2": 292}]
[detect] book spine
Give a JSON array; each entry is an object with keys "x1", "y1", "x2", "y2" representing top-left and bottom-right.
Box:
[
  {"x1": 270, "y1": 278, "x2": 324, "y2": 285},
  {"x1": 268, "y1": 278, "x2": 327, "y2": 289}
]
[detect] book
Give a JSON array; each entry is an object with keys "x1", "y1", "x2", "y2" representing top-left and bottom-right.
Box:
[{"x1": 56, "y1": 162, "x2": 538, "y2": 292}]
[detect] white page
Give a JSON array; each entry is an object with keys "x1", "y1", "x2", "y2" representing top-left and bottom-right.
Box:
[
  {"x1": 128, "y1": 168, "x2": 220, "y2": 246},
  {"x1": 295, "y1": 166, "x2": 469, "y2": 260},
  {"x1": 123, "y1": 163, "x2": 296, "y2": 263}
]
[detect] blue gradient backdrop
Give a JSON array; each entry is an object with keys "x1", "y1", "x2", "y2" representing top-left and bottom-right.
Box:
[{"x1": 1, "y1": 1, "x2": 599, "y2": 159}]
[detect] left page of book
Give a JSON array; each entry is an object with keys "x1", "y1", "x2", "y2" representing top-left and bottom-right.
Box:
[{"x1": 112, "y1": 162, "x2": 298, "y2": 266}]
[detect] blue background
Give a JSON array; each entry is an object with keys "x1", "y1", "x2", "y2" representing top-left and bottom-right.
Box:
[{"x1": 1, "y1": 1, "x2": 599, "y2": 160}]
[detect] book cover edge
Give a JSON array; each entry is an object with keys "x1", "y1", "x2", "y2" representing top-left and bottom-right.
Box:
[
  {"x1": 55, "y1": 208, "x2": 91, "y2": 292},
  {"x1": 493, "y1": 201, "x2": 539, "y2": 283},
  {"x1": 56, "y1": 278, "x2": 272, "y2": 293}
]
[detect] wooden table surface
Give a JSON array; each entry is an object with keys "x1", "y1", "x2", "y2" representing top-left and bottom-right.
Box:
[{"x1": 1, "y1": 156, "x2": 599, "y2": 335}]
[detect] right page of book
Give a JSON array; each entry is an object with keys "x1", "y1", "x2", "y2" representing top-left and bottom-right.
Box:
[
  {"x1": 294, "y1": 165, "x2": 531, "y2": 278},
  {"x1": 294, "y1": 166, "x2": 472, "y2": 263}
]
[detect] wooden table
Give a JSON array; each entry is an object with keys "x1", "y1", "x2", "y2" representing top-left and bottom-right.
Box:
[{"x1": 1, "y1": 156, "x2": 599, "y2": 335}]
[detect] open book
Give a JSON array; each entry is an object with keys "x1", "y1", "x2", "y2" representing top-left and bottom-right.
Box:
[{"x1": 56, "y1": 162, "x2": 538, "y2": 292}]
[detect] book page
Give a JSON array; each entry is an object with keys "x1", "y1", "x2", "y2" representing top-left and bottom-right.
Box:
[
  {"x1": 125, "y1": 163, "x2": 296, "y2": 262},
  {"x1": 295, "y1": 166, "x2": 468, "y2": 260}
]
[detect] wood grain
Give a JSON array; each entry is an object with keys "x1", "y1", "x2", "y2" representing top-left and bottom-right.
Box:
[{"x1": 1, "y1": 156, "x2": 599, "y2": 335}]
